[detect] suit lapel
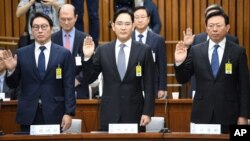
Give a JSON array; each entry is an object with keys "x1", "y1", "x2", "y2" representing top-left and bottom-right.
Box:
[
  {"x1": 216, "y1": 41, "x2": 233, "y2": 79},
  {"x1": 29, "y1": 44, "x2": 41, "y2": 80},
  {"x1": 72, "y1": 30, "x2": 80, "y2": 56},
  {"x1": 57, "y1": 30, "x2": 64, "y2": 46},
  {"x1": 107, "y1": 41, "x2": 121, "y2": 81},
  {"x1": 45, "y1": 43, "x2": 59, "y2": 78},
  {"x1": 125, "y1": 41, "x2": 140, "y2": 80},
  {"x1": 199, "y1": 41, "x2": 214, "y2": 77},
  {"x1": 145, "y1": 31, "x2": 153, "y2": 47}
]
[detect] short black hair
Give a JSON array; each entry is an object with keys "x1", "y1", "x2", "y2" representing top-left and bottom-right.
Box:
[
  {"x1": 205, "y1": 10, "x2": 229, "y2": 25},
  {"x1": 133, "y1": 6, "x2": 151, "y2": 17},
  {"x1": 30, "y1": 12, "x2": 53, "y2": 27},
  {"x1": 113, "y1": 8, "x2": 134, "y2": 23}
]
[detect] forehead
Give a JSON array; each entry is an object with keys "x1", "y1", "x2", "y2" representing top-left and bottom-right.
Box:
[
  {"x1": 134, "y1": 9, "x2": 147, "y2": 15},
  {"x1": 60, "y1": 8, "x2": 74, "y2": 17},
  {"x1": 116, "y1": 13, "x2": 132, "y2": 22},
  {"x1": 207, "y1": 15, "x2": 225, "y2": 24},
  {"x1": 33, "y1": 17, "x2": 49, "y2": 25}
]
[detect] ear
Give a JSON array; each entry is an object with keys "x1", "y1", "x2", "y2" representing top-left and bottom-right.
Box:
[
  {"x1": 226, "y1": 24, "x2": 230, "y2": 32},
  {"x1": 111, "y1": 23, "x2": 115, "y2": 31},
  {"x1": 132, "y1": 23, "x2": 135, "y2": 31}
]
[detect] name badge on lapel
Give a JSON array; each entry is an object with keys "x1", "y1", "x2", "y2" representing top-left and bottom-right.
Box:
[
  {"x1": 136, "y1": 62, "x2": 142, "y2": 77},
  {"x1": 56, "y1": 64, "x2": 62, "y2": 79},
  {"x1": 225, "y1": 59, "x2": 232, "y2": 74}
]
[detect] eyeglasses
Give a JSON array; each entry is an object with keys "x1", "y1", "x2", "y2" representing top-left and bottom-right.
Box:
[
  {"x1": 115, "y1": 21, "x2": 132, "y2": 27},
  {"x1": 32, "y1": 24, "x2": 49, "y2": 31},
  {"x1": 207, "y1": 24, "x2": 225, "y2": 29}
]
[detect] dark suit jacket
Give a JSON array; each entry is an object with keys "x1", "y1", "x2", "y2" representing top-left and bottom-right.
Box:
[
  {"x1": 189, "y1": 32, "x2": 239, "y2": 97},
  {"x1": 51, "y1": 29, "x2": 89, "y2": 99},
  {"x1": 82, "y1": 40, "x2": 155, "y2": 131},
  {"x1": 3, "y1": 78, "x2": 20, "y2": 100},
  {"x1": 144, "y1": 0, "x2": 161, "y2": 34},
  {"x1": 175, "y1": 40, "x2": 250, "y2": 125},
  {"x1": 6, "y1": 43, "x2": 76, "y2": 125},
  {"x1": 132, "y1": 30, "x2": 166, "y2": 96}
]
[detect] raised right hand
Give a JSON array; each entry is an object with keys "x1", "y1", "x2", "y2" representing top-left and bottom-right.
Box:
[
  {"x1": 83, "y1": 36, "x2": 95, "y2": 59},
  {"x1": 183, "y1": 27, "x2": 195, "y2": 48},
  {"x1": 2, "y1": 50, "x2": 17, "y2": 72},
  {"x1": 175, "y1": 41, "x2": 187, "y2": 64}
]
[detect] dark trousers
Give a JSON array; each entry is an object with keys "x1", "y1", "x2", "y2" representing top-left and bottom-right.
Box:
[
  {"x1": 71, "y1": 0, "x2": 100, "y2": 46},
  {"x1": 20, "y1": 103, "x2": 44, "y2": 132}
]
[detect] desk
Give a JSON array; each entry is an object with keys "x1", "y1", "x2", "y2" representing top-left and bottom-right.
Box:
[
  {"x1": 0, "y1": 132, "x2": 229, "y2": 141},
  {"x1": 0, "y1": 99, "x2": 192, "y2": 134}
]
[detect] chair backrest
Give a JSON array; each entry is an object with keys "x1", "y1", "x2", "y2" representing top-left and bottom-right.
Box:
[
  {"x1": 146, "y1": 117, "x2": 164, "y2": 132},
  {"x1": 63, "y1": 119, "x2": 82, "y2": 133}
]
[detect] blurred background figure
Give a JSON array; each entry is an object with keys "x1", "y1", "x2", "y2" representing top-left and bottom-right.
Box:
[
  {"x1": 113, "y1": 0, "x2": 161, "y2": 34},
  {"x1": 132, "y1": 6, "x2": 166, "y2": 99},
  {"x1": 52, "y1": 4, "x2": 90, "y2": 99},
  {"x1": 16, "y1": 0, "x2": 64, "y2": 42},
  {"x1": 71, "y1": 0, "x2": 100, "y2": 46}
]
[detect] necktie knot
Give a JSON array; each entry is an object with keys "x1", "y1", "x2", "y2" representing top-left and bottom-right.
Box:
[
  {"x1": 120, "y1": 43, "x2": 126, "y2": 49},
  {"x1": 214, "y1": 44, "x2": 220, "y2": 50},
  {"x1": 39, "y1": 46, "x2": 46, "y2": 52},
  {"x1": 138, "y1": 34, "x2": 143, "y2": 43}
]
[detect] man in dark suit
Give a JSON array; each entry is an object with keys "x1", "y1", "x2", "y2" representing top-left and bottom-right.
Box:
[
  {"x1": 114, "y1": 0, "x2": 161, "y2": 34},
  {"x1": 132, "y1": 6, "x2": 166, "y2": 99},
  {"x1": 183, "y1": 4, "x2": 239, "y2": 97},
  {"x1": 52, "y1": 4, "x2": 89, "y2": 99},
  {"x1": 82, "y1": 8, "x2": 155, "y2": 131},
  {"x1": 3, "y1": 12, "x2": 76, "y2": 132},
  {"x1": 175, "y1": 11, "x2": 250, "y2": 133}
]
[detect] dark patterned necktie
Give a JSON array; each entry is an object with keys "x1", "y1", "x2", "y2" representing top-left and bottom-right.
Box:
[
  {"x1": 211, "y1": 44, "x2": 220, "y2": 77},
  {"x1": 38, "y1": 46, "x2": 46, "y2": 79}
]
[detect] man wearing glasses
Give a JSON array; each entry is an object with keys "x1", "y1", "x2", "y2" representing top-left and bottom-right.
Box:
[
  {"x1": 81, "y1": 8, "x2": 155, "y2": 132},
  {"x1": 3, "y1": 12, "x2": 76, "y2": 132}
]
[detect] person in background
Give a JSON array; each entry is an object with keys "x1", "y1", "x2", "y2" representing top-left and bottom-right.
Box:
[
  {"x1": 3, "y1": 12, "x2": 76, "y2": 132},
  {"x1": 0, "y1": 50, "x2": 20, "y2": 100},
  {"x1": 174, "y1": 10, "x2": 250, "y2": 133},
  {"x1": 114, "y1": 0, "x2": 161, "y2": 34},
  {"x1": 132, "y1": 6, "x2": 166, "y2": 99},
  {"x1": 71, "y1": 0, "x2": 100, "y2": 46},
  {"x1": 52, "y1": 4, "x2": 89, "y2": 99},
  {"x1": 183, "y1": 4, "x2": 239, "y2": 98},
  {"x1": 81, "y1": 8, "x2": 155, "y2": 132},
  {"x1": 16, "y1": 0, "x2": 64, "y2": 42}
]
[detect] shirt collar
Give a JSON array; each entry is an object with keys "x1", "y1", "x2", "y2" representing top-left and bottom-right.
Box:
[
  {"x1": 35, "y1": 40, "x2": 52, "y2": 52},
  {"x1": 62, "y1": 27, "x2": 75, "y2": 37},
  {"x1": 116, "y1": 38, "x2": 132, "y2": 48},
  {"x1": 209, "y1": 37, "x2": 226, "y2": 51},
  {"x1": 135, "y1": 28, "x2": 148, "y2": 39}
]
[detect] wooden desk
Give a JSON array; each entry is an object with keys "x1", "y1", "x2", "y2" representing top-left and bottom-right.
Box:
[
  {"x1": 0, "y1": 133, "x2": 82, "y2": 141},
  {"x1": 0, "y1": 132, "x2": 229, "y2": 141},
  {"x1": 0, "y1": 99, "x2": 192, "y2": 134}
]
